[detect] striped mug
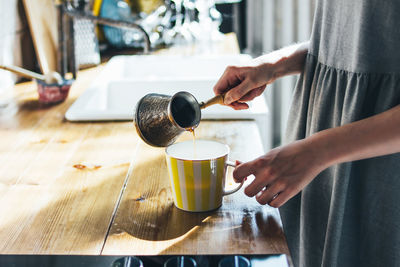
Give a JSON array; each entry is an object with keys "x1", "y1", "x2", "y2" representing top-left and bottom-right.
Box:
[{"x1": 165, "y1": 140, "x2": 244, "y2": 212}]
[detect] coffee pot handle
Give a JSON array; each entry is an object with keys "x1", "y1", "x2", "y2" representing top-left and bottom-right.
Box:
[
  {"x1": 199, "y1": 94, "x2": 225, "y2": 109},
  {"x1": 223, "y1": 160, "x2": 244, "y2": 196}
]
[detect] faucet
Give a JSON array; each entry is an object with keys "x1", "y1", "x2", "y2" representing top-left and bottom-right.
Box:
[{"x1": 55, "y1": 0, "x2": 151, "y2": 79}]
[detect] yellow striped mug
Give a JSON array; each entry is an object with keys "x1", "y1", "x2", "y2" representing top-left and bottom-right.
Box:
[{"x1": 165, "y1": 140, "x2": 243, "y2": 212}]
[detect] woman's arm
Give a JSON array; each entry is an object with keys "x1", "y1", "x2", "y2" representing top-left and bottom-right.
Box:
[
  {"x1": 310, "y1": 104, "x2": 400, "y2": 167},
  {"x1": 252, "y1": 41, "x2": 310, "y2": 82},
  {"x1": 213, "y1": 41, "x2": 310, "y2": 109},
  {"x1": 233, "y1": 104, "x2": 400, "y2": 208}
]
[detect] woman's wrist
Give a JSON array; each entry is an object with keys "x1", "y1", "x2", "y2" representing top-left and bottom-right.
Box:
[
  {"x1": 271, "y1": 56, "x2": 301, "y2": 81},
  {"x1": 304, "y1": 105, "x2": 400, "y2": 169},
  {"x1": 253, "y1": 41, "x2": 310, "y2": 82},
  {"x1": 304, "y1": 130, "x2": 339, "y2": 171}
]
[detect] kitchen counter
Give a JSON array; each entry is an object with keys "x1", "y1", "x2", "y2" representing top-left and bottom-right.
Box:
[{"x1": 0, "y1": 34, "x2": 289, "y2": 257}]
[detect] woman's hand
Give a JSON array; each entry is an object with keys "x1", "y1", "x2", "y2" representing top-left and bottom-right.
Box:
[
  {"x1": 234, "y1": 104, "x2": 400, "y2": 208},
  {"x1": 213, "y1": 42, "x2": 310, "y2": 110},
  {"x1": 213, "y1": 63, "x2": 276, "y2": 110},
  {"x1": 233, "y1": 139, "x2": 328, "y2": 208}
]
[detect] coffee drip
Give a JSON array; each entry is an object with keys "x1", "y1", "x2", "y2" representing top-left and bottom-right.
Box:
[{"x1": 188, "y1": 127, "x2": 196, "y2": 158}]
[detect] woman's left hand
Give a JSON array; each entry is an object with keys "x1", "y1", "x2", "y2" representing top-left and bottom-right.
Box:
[
  {"x1": 233, "y1": 139, "x2": 328, "y2": 208},
  {"x1": 234, "y1": 104, "x2": 400, "y2": 208}
]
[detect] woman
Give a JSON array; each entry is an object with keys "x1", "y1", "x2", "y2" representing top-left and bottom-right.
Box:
[{"x1": 213, "y1": 1, "x2": 400, "y2": 266}]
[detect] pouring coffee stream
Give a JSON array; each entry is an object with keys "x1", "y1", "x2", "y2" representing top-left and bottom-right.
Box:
[{"x1": 134, "y1": 92, "x2": 225, "y2": 147}]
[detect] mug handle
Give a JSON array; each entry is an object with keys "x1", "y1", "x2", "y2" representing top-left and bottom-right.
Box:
[{"x1": 223, "y1": 160, "x2": 244, "y2": 196}]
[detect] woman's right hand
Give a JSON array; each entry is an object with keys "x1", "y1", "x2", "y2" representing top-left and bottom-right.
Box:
[
  {"x1": 213, "y1": 63, "x2": 277, "y2": 110},
  {"x1": 213, "y1": 42, "x2": 310, "y2": 110}
]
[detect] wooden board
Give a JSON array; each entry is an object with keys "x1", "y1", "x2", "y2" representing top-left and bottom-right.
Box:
[
  {"x1": 22, "y1": 0, "x2": 58, "y2": 74},
  {"x1": 0, "y1": 123, "x2": 138, "y2": 254},
  {"x1": 102, "y1": 121, "x2": 289, "y2": 255},
  {"x1": 0, "y1": 34, "x2": 289, "y2": 256},
  {"x1": 0, "y1": 66, "x2": 139, "y2": 254},
  {"x1": 0, "y1": 135, "x2": 138, "y2": 255}
]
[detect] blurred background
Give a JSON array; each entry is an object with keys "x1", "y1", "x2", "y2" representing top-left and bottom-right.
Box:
[{"x1": 0, "y1": 0, "x2": 315, "y2": 148}]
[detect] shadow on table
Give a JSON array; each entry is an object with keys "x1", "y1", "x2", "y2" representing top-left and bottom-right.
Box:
[
  {"x1": 157, "y1": 208, "x2": 286, "y2": 254},
  {"x1": 107, "y1": 153, "x2": 214, "y2": 241},
  {"x1": 111, "y1": 202, "x2": 214, "y2": 241},
  {"x1": 0, "y1": 148, "x2": 209, "y2": 252},
  {"x1": 18, "y1": 100, "x2": 58, "y2": 111},
  {"x1": 0, "y1": 143, "x2": 287, "y2": 255},
  {"x1": 106, "y1": 152, "x2": 287, "y2": 251}
]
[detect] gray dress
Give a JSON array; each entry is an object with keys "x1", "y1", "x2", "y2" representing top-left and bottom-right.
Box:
[{"x1": 280, "y1": 0, "x2": 400, "y2": 266}]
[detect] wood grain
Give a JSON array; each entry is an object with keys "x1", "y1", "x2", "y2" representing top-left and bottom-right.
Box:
[
  {"x1": 0, "y1": 65, "x2": 136, "y2": 254},
  {"x1": 102, "y1": 122, "x2": 289, "y2": 255},
  {"x1": 0, "y1": 34, "x2": 289, "y2": 256},
  {"x1": 0, "y1": 113, "x2": 139, "y2": 253}
]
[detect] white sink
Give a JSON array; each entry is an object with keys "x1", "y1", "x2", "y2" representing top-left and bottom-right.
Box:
[{"x1": 65, "y1": 54, "x2": 269, "y2": 121}]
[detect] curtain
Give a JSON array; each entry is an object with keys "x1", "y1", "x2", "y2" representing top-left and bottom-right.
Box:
[{"x1": 245, "y1": 0, "x2": 315, "y2": 147}]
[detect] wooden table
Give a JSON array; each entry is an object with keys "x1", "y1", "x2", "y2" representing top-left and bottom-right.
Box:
[{"x1": 0, "y1": 34, "x2": 289, "y2": 257}]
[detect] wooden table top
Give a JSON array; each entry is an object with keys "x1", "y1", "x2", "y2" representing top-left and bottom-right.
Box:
[{"x1": 0, "y1": 34, "x2": 289, "y2": 256}]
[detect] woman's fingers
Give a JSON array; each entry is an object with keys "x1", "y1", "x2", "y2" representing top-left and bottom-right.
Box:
[
  {"x1": 213, "y1": 66, "x2": 242, "y2": 95},
  {"x1": 229, "y1": 102, "x2": 249, "y2": 110},
  {"x1": 234, "y1": 159, "x2": 275, "y2": 197},
  {"x1": 233, "y1": 160, "x2": 257, "y2": 182},
  {"x1": 213, "y1": 65, "x2": 267, "y2": 106},
  {"x1": 239, "y1": 86, "x2": 266, "y2": 102},
  {"x1": 244, "y1": 178, "x2": 271, "y2": 197},
  {"x1": 255, "y1": 182, "x2": 284, "y2": 205},
  {"x1": 267, "y1": 189, "x2": 293, "y2": 208},
  {"x1": 226, "y1": 85, "x2": 265, "y2": 109},
  {"x1": 232, "y1": 139, "x2": 323, "y2": 208},
  {"x1": 223, "y1": 80, "x2": 252, "y2": 104}
]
